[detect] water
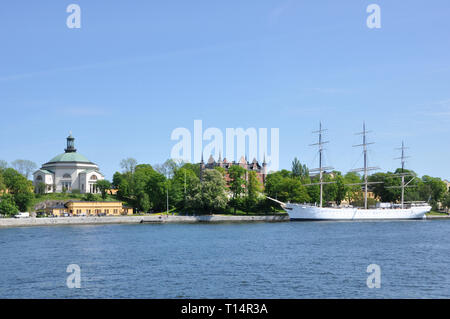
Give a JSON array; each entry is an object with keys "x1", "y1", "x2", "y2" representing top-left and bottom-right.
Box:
[{"x1": 1, "y1": 220, "x2": 449, "y2": 298}]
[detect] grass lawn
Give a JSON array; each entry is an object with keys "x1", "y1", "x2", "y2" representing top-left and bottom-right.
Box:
[{"x1": 426, "y1": 210, "x2": 449, "y2": 216}]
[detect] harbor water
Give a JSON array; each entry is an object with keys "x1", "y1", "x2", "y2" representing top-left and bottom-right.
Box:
[{"x1": 0, "y1": 220, "x2": 449, "y2": 298}]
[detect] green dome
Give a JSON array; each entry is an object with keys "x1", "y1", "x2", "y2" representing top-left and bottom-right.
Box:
[{"x1": 47, "y1": 152, "x2": 92, "y2": 164}]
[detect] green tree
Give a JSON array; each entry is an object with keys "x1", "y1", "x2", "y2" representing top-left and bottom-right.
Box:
[
  {"x1": 344, "y1": 172, "x2": 361, "y2": 204},
  {"x1": 335, "y1": 174, "x2": 347, "y2": 205},
  {"x1": 442, "y1": 192, "x2": 450, "y2": 213},
  {"x1": 96, "y1": 180, "x2": 112, "y2": 200},
  {"x1": 145, "y1": 169, "x2": 167, "y2": 211},
  {"x1": 323, "y1": 173, "x2": 338, "y2": 203},
  {"x1": 228, "y1": 165, "x2": 246, "y2": 213},
  {"x1": 199, "y1": 169, "x2": 228, "y2": 214},
  {"x1": 117, "y1": 177, "x2": 131, "y2": 200},
  {"x1": 171, "y1": 167, "x2": 200, "y2": 212},
  {"x1": 137, "y1": 192, "x2": 151, "y2": 213},
  {"x1": 421, "y1": 176, "x2": 447, "y2": 202},
  {"x1": 265, "y1": 171, "x2": 310, "y2": 203},
  {"x1": 287, "y1": 178, "x2": 310, "y2": 203},
  {"x1": 0, "y1": 170, "x2": 5, "y2": 192},
  {"x1": 0, "y1": 194, "x2": 19, "y2": 216},
  {"x1": 84, "y1": 192, "x2": 100, "y2": 201},
  {"x1": 291, "y1": 157, "x2": 302, "y2": 178},
  {"x1": 181, "y1": 163, "x2": 201, "y2": 178},
  {"x1": 243, "y1": 171, "x2": 263, "y2": 213},
  {"x1": 112, "y1": 172, "x2": 123, "y2": 188},
  {"x1": 2, "y1": 168, "x2": 34, "y2": 211}
]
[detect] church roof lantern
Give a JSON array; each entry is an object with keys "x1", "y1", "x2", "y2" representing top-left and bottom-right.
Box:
[
  {"x1": 65, "y1": 133, "x2": 76, "y2": 153},
  {"x1": 44, "y1": 134, "x2": 95, "y2": 165}
]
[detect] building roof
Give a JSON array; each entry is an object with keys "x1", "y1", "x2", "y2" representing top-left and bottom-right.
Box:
[
  {"x1": 46, "y1": 152, "x2": 93, "y2": 164},
  {"x1": 36, "y1": 169, "x2": 54, "y2": 175},
  {"x1": 79, "y1": 169, "x2": 104, "y2": 176}
]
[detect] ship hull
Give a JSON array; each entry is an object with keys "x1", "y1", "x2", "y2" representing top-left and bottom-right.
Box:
[{"x1": 285, "y1": 204, "x2": 431, "y2": 221}]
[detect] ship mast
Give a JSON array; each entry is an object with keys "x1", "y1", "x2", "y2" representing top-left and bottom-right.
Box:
[
  {"x1": 349, "y1": 122, "x2": 380, "y2": 209},
  {"x1": 387, "y1": 141, "x2": 416, "y2": 208},
  {"x1": 397, "y1": 141, "x2": 408, "y2": 208},
  {"x1": 305, "y1": 122, "x2": 335, "y2": 207}
]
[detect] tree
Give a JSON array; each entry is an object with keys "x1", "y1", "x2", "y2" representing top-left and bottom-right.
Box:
[
  {"x1": 442, "y1": 192, "x2": 450, "y2": 213},
  {"x1": 84, "y1": 192, "x2": 100, "y2": 201},
  {"x1": 265, "y1": 171, "x2": 310, "y2": 204},
  {"x1": 244, "y1": 171, "x2": 263, "y2": 213},
  {"x1": 154, "y1": 159, "x2": 182, "y2": 178},
  {"x1": 323, "y1": 173, "x2": 338, "y2": 203},
  {"x1": 181, "y1": 163, "x2": 201, "y2": 179},
  {"x1": 0, "y1": 194, "x2": 19, "y2": 216},
  {"x1": 96, "y1": 180, "x2": 112, "y2": 200},
  {"x1": 137, "y1": 192, "x2": 151, "y2": 213},
  {"x1": 120, "y1": 158, "x2": 137, "y2": 174},
  {"x1": 117, "y1": 176, "x2": 131, "y2": 200},
  {"x1": 421, "y1": 176, "x2": 447, "y2": 202},
  {"x1": 0, "y1": 160, "x2": 8, "y2": 170},
  {"x1": 2, "y1": 168, "x2": 34, "y2": 211},
  {"x1": 228, "y1": 165, "x2": 246, "y2": 213},
  {"x1": 145, "y1": 169, "x2": 167, "y2": 211},
  {"x1": 286, "y1": 178, "x2": 310, "y2": 203},
  {"x1": 11, "y1": 159, "x2": 37, "y2": 179},
  {"x1": 344, "y1": 172, "x2": 361, "y2": 204},
  {"x1": 369, "y1": 172, "x2": 400, "y2": 202},
  {"x1": 0, "y1": 170, "x2": 5, "y2": 192},
  {"x1": 418, "y1": 176, "x2": 447, "y2": 209},
  {"x1": 291, "y1": 157, "x2": 302, "y2": 178},
  {"x1": 112, "y1": 172, "x2": 123, "y2": 189},
  {"x1": 171, "y1": 167, "x2": 200, "y2": 212},
  {"x1": 199, "y1": 169, "x2": 228, "y2": 214},
  {"x1": 335, "y1": 174, "x2": 347, "y2": 205}
]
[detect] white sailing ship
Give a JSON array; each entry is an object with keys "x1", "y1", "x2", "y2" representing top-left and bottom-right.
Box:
[{"x1": 271, "y1": 123, "x2": 431, "y2": 221}]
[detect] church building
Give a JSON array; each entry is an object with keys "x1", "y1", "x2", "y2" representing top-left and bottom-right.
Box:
[{"x1": 33, "y1": 134, "x2": 104, "y2": 194}]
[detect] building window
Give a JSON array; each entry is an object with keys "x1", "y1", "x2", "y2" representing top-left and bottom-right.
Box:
[
  {"x1": 63, "y1": 173, "x2": 71, "y2": 179},
  {"x1": 36, "y1": 175, "x2": 43, "y2": 181},
  {"x1": 90, "y1": 175, "x2": 98, "y2": 181}
]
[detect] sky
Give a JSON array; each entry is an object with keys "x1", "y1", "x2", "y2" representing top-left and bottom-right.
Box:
[{"x1": 0, "y1": 0, "x2": 449, "y2": 181}]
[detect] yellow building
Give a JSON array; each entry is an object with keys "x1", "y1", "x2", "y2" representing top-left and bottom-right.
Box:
[{"x1": 46, "y1": 201, "x2": 133, "y2": 217}]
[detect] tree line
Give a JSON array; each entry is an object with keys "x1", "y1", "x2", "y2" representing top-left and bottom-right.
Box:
[
  {"x1": 1, "y1": 156, "x2": 449, "y2": 216},
  {"x1": 111, "y1": 158, "x2": 270, "y2": 214}
]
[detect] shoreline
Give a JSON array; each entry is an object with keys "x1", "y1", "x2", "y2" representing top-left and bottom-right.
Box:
[{"x1": 0, "y1": 214, "x2": 289, "y2": 228}]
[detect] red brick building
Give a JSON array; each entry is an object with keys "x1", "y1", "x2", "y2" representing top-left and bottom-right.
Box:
[{"x1": 200, "y1": 154, "x2": 267, "y2": 186}]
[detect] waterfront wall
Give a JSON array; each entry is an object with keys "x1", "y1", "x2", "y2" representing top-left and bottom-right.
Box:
[{"x1": 0, "y1": 214, "x2": 289, "y2": 228}]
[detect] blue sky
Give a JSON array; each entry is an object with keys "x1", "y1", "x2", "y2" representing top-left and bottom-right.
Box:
[{"x1": 0, "y1": 0, "x2": 449, "y2": 181}]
